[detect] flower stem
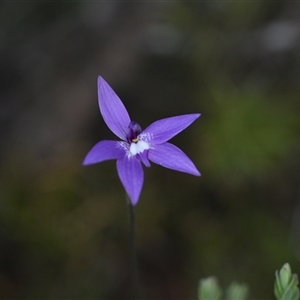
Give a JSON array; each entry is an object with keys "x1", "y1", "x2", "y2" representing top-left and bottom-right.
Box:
[{"x1": 126, "y1": 195, "x2": 141, "y2": 300}]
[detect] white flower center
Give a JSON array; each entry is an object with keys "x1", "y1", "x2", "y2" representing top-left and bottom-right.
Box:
[{"x1": 129, "y1": 140, "x2": 149, "y2": 155}]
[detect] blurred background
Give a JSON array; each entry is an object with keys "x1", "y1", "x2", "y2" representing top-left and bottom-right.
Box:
[{"x1": 1, "y1": 1, "x2": 300, "y2": 299}]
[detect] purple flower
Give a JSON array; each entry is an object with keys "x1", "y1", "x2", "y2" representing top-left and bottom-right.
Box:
[{"x1": 83, "y1": 76, "x2": 201, "y2": 205}]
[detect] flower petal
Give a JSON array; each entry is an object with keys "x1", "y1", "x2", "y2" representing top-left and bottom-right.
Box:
[
  {"x1": 148, "y1": 142, "x2": 201, "y2": 176},
  {"x1": 143, "y1": 114, "x2": 200, "y2": 144},
  {"x1": 98, "y1": 76, "x2": 131, "y2": 140},
  {"x1": 117, "y1": 156, "x2": 144, "y2": 205},
  {"x1": 137, "y1": 150, "x2": 151, "y2": 167},
  {"x1": 83, "y1": 140, "x2": 126, "y2": 165}
]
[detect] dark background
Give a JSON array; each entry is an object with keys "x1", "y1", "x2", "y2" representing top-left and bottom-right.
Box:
[{"x1": 1, "y1": 2, "x2": 300, "y2": 299}]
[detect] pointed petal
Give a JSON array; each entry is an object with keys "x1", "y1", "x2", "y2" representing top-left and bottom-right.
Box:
[
  {"x1": 143, "y1": 114, "x2": 200, "y2": 144},
  {"x1": 117, "y1": 156, "x2": 144, "y2": 205},
  {"x1": 98, "y1": 76, "x2": 131, "y2": 140},
  {"x1": 137, "y1": 150, "x2": 151, "y2": 167},
  {"x1": 148, "y1": 142, "x2": 201, "y2": 176},
  {"x1": 83, "y1": 140, "x2": 126, "y2": 165}
]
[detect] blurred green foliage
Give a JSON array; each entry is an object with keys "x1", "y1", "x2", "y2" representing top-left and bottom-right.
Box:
[
  {"x1": 203, "y1": 87, "x2": 297, "y2": 182},
  {"x1": 225, "y1": 282, "x2": 249, "y2": 300},
  {"x1": 275, "y1": 263, "x2": 299, "y2": 300},
  {"x1": 198, "y1": 263, "x2": 300, "y2": 300},
  {"x1": 198, "y1": 277, "x2": 223, "y2": 300},
  {"x1": 197, "y1": 277, "x2": 248, "y2": 300}
]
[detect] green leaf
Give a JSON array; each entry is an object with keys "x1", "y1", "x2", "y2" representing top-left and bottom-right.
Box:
[
  {"x1": 225, "y1": 282, "x2": 248, "y2": 300},
  {"x1": 198, "y1": 277, "x2": 222, "y2": 300},
  {"x1": 274, "y1": 263, "x2": 299, "y2": 300}
]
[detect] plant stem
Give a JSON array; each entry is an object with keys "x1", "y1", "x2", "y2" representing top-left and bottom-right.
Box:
[{"x1": 126, "y1": 195, "x2": 141, "y2": 300}]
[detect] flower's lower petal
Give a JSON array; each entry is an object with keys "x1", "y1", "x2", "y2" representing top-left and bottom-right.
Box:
[
  {"x1": 142, "y1": 114, "x2": 200, "y2": 144},
  {"x1": 98, "y1": 76, "x2": 131, "y2": 140},
  {"x1": 137, "y1": 150, "x2": 151, "y2": 167},
  {"x1": 148, "y1": 142, "x2": 201, "y2": 176},
  {"x1": 117, "y1": 156, "x2": 144, "y2": 205},
  {"x1": 83, "y1": 140, "x2": 126, "y2": 165}
]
